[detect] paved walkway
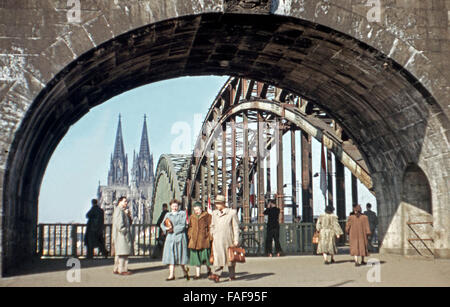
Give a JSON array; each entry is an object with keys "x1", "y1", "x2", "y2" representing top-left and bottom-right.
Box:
[{"x1": 1, "y1": 253, "x2": 449, "y2": 287}]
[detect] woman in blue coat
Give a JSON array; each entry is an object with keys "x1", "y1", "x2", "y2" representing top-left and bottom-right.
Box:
[{"x1": 160, "y1": 199, "x2": 189, "y2": 280}]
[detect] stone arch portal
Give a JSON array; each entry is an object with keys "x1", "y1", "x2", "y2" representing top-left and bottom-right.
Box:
[{"x1": 1, "y1": 3, "x2": 449, "y2": 275}]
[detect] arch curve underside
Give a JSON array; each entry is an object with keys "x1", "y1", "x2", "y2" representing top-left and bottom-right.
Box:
[{"x1": 1, "y1": 5, "x2": 449, "y2": 275}]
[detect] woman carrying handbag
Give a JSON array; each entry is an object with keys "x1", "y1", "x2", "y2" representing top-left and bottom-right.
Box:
[
  {"x1": 316, "y1": 205, "x2": 343, "y2": 264},
  {"x1": 160, "y1": 199, "x2": 190, "y2": 280}
]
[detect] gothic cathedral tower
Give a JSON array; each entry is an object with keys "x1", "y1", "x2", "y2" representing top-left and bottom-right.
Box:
[
  {"x1": 98, "y1": 115, "x2": 154, "y2": 224},
  {"x1": 108, "y1": 114, "x2": 129, "y2": 186}
]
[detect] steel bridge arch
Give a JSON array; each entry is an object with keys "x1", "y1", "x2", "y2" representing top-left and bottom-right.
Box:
[
  {"x1": 188, "y1": 77, "x2": 373, "y2": 202},
  {"x1": 151, "y1": 154, "x2": 191, "y2": 224}
]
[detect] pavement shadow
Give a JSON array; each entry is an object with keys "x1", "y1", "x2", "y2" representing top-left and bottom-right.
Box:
[
  {"x1": 332, "y1": 259, "x2": 386, "y2": 265},
  {"x1": 332, "y1": 260, "x2": 355, "y2": 264},
  {"x1": 5, "y1": 257, "x2": 159, "y2": 277},
  {"x1": 329, "y1": 280, "x2": 355, "y2": 287},
  {"x1": 226, "y1": 271, "x2": 275, "y2": 281},
  {"x1": 130, "y1": 265, "x2": 167, "y2": 274}
]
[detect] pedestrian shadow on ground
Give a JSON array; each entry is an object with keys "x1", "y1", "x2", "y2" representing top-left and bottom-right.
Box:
[
  {"x1": 329, "y1": 280, "x2": 355, "y2": 287},
  {"x1": 223, "y1": 271, "x2": 275, "y2": 281},
  {"x1": 130, "y1": 265, "x2": 167, "y2": 274},
  {"x1": 331, "y1": 259, "x2": 386, "y2": 265}
]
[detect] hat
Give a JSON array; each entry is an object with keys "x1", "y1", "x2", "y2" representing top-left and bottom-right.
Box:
[
  {"x1": 214, "y1": 195, "x2": 226, "y2": 205},
  {"x1": 325, "y1": 205, "x2": 335, "y2": 213},
  {"x1": 193, "y1": 201, "x2": 202, "y2": 208}
]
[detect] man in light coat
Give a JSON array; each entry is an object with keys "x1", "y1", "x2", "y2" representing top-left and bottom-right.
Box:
[
  {"x1": 209, "y1": 195, "x2": 240, "y2": 282},
  {"x1": 112, "y1": 196, "x2": 133, "y2": 275}
]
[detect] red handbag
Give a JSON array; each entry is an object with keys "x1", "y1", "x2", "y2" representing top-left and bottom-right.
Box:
[{"x1": 228, "y1": 246, "x2": 246, "y2": 263}]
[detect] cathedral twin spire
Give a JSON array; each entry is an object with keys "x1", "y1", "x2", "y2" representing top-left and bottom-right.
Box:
[{"x1": 108, "y1": 114, "x2": 154, "y2": 187}]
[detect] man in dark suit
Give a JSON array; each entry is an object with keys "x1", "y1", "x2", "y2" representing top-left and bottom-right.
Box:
[
  {"x1": 363, "y1": 203, "x2": 378, "y2": 252},
  {"x1": 153, "y1": 203, "x2": 169, "y2": 258},
  {"x1": 85, "y1": 199, "x2": 107, "y2": 258},
  {"x1": 264, "y1": 198, "x2": 283, "y2": 257}
]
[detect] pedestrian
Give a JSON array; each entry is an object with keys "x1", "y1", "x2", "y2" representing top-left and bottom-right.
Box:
[
  {"x1": 84, "y1": 199, "x2": 108, "y2": 259},
  {"x1": 187, "y1": 201, "x2": 212, "y2": 280},
  {"x1": 209, "y1": 195, "x2": 240, "y2": 283},
  {"x1": 112, "y1": 196, "x2": 133, "y2": 275},
  {"x1": 154, "y1": 203, "x2": 169, "y2": 257},
  {"x1": 345, "y1": 204, "x2": 371, "y2": 266},
  {"x1": 264, "y1": 198, "x2": 283, "y2": 257},
  {"x1": 363, "y1": 203, "x2": 378, "y2": 252},
  {"x1": 316, "y1": 205, "x2": 343, "y2": 264},
  {"x1": 160, "y1": 199, "x2": 189, "y2": 281}
]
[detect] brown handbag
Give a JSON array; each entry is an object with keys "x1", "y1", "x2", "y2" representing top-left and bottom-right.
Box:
[
  {"x1": 164, "y1": 218, "x2": 173, "y2": 233},
  {"x1": 228, "y1": 246, "x2": 246, "y2": 263},
  {"x1": 312, "y1": 231, "x2": 320, "y2": 244}
]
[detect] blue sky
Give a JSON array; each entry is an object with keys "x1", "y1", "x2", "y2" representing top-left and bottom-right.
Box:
[{"x1": 38, "y1": 76, "x2": 376, "y2": 223}]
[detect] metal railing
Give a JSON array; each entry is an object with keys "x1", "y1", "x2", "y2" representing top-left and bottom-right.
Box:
[
  {"x1": 36, "y1": 224, "x2": 160, "y2": 258},
  {"x1": 36, "y1": 221, "x2": 348, "y2": 258}
]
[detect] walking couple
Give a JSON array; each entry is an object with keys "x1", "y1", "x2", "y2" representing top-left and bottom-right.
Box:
[{"x1": 316, "y1": 204, "x2": 372, "y2": 266}]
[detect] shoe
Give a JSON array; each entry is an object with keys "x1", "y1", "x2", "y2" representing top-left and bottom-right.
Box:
[
  {"x1": 361, "y1": 261, "x2": 367, "y2": 265},
  {"x1": 166, "y1": 276, "x2": 175, "y2": 281},
  {"x1": 331, "y1": 259, "x2": 335, "y2": 263},
  {"x1": 210, "y1": 274, "x2": 220, "y2": 283},
  {"x1": 355, "y1": 263, "x2": 360, "y2": 267},
  {"x1": 193, "y1": 276, "x2": 201, "y2": 280},
  {"x1": 229, "y1": 276, "x2": 237, "y2": 281},
  {"x1": 184, "y1": 267, "x2": 190, "y2": 281},
  {"x1": 113, "y1": 270, "x2": 119, "y2": 275},
  {"x1": 120, "y1": 271, "x2": 132, "y2": 276},
  {"x1": 324, "y1": 261, "x2": 330, "y2": 265}
]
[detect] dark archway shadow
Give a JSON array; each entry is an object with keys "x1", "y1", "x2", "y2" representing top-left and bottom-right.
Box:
[{"x1": 5, "y1": 257, "x2": 160, "y2": 277}]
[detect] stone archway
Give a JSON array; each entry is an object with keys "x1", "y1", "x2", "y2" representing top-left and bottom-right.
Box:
[
  {"x1": 1, "y1": 2, "x2": 449, "y2": 275},
  {"x1": 383, "y1": 164, "x2": 434, "y2": 256}
]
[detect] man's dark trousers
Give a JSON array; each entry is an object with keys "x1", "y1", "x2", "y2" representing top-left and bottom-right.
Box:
[{"x1": 265, "y1": 226, "x2": 282, "y2": 254}]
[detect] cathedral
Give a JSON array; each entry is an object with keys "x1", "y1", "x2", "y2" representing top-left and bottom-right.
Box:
[{"x1": 97, "y1": 115, "x2": 155, "y2": 224}]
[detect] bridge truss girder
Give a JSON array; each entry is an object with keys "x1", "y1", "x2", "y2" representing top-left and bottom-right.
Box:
[{"x1": 186, "y1": 77, "x2": 373, "y2": 224}]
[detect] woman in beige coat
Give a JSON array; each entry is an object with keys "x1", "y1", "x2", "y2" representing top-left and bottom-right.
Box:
[
  {"x1": 112, "y1": 196, "x2": 133, "y2": 275},
  {"x1": 316, "y1": 205, "x2": 343, "y2": 264},
  {"x1": 209, "y1": 195, "x2": 240, "y2": 283}
]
